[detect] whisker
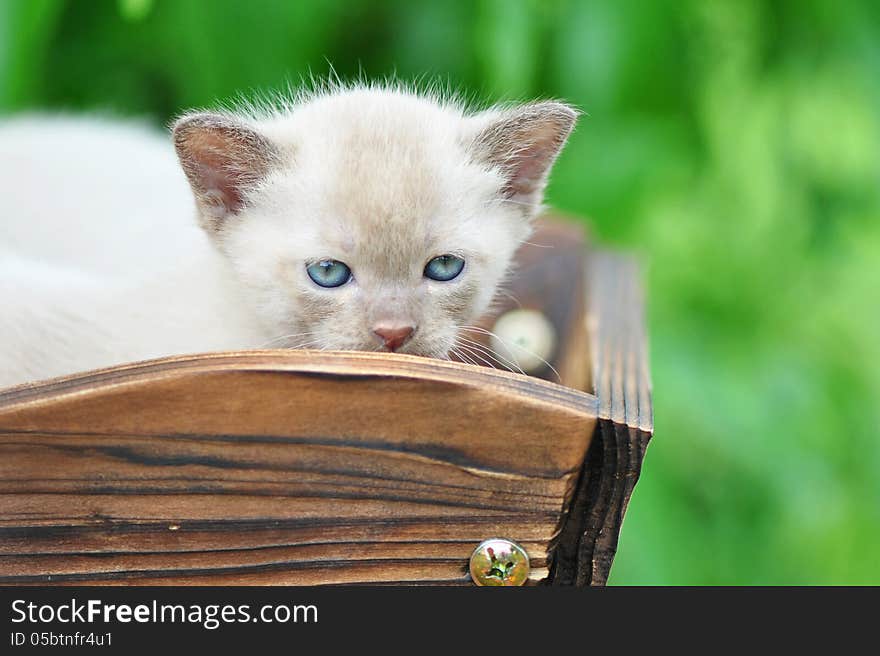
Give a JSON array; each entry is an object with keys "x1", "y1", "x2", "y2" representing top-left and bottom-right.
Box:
[
  {"x1": 497, "y1": 290, "x2": 523, "y2": 308},
  {"x1": 256, "y1": 331, "x2": 319, "y2": 349},
  {"x1": 456, "y1": 334, "x2": 528, "y2": 376},
  {"x1": 284, "y1": 338, "x2": 323, "y2": 350},
  {"x1": 454, "y1": 342, "x2": 502, "y2": 371},
  {"x1": 459, "y1": 325, "x2": 560, "y2": 383},
  {"x1": 455, "y1": 345, "x2": 482, "y2": 367},
  {"x1": 449, "y1": 346, "x2": 477, "y2": 367}
]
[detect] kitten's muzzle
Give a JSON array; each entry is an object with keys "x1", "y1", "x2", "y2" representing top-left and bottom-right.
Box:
[{"x1": 372, "y1": 323, "x2": 416, "y2": 352}]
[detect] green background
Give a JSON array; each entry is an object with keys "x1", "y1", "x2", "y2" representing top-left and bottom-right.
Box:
[{"x1": 2, "y1": 0, "x2": 878, "y2": 584}]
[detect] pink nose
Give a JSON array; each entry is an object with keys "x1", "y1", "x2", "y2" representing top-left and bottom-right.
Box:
[{"x1": 372, "y1": 324, "x2": 415, "y2": 352}]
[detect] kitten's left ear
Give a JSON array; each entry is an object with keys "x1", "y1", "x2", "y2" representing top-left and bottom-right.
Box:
[
  {"x1": 173, "y1": 112, "x2": 281, "y2": 230},
  {"x1": 467, "y1": 101, "x2": 578, "y2": 214}
]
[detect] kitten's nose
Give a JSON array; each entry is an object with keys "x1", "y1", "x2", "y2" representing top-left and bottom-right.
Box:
[{"x1": 372, "y1": 324, "x2": 415, "y2": 352}]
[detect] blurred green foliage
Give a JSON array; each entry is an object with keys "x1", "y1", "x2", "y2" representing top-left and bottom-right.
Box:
[{"x1": 1, "y1": 0, "x2": 878, "y2": 584}]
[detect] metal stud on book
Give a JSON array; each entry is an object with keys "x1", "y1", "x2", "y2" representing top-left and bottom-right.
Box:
[
  {"x1": 469, "y1": 539, "x2": 530, "y2": 586},
  {"x1": 490, "y1": 309, "x2": 558, "y2": 375}
]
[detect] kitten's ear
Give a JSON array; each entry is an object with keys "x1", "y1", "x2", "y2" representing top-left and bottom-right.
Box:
[
  {"x1": 468, "y1": 101, "x2": 578, "y2": 213},
  {"x1": 172, "y1": 113, "x2": 280, "y2": 229}
]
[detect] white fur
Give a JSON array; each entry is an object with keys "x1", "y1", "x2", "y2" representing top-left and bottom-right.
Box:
[
  {"x1": 0, "y1": 85, "x2": 575, "y2": 387},
  {"x1": 0, "y1": 116, "x2": 271, "y2": 387}
]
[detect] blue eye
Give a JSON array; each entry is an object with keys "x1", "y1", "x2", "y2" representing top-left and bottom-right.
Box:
[
  {"x1": 307, "y1": 260, "x2": 352, "y2": 288},
  {"x1": 424, "y1": 254, "x2": 465, "y2": 281}
]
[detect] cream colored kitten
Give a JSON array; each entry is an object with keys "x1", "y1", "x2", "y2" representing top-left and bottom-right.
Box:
[{"x1": 0, "y1": 84, "x2": 577, "y2": 387}]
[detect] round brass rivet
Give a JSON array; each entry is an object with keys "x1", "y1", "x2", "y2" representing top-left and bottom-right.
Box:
[{"x1": 469, "y1": 538, "x2": 530, "y2": 586}]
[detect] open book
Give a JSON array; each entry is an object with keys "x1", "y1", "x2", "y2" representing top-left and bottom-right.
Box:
[{"x1": 0, "y1": 217, "x2": 652, "y2": 586}]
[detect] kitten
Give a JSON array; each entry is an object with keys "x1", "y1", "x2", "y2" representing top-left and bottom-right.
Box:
[{"x1": 0, "y1": 84, "x2": 577, "y2": 387}]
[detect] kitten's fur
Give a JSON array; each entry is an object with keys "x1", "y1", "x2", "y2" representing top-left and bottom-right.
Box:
[{"x1": 0, "y1": 84, "x2": 576, "y2": 387}]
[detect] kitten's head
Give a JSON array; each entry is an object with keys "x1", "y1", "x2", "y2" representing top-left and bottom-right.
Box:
[{"x1": 173, "y1": 86, "x2": 577, "y2": 358}]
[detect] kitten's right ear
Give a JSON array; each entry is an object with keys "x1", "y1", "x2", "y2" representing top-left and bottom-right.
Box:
[
  {"x1": 172, "y1": 113, "x2": 280, "y2": 230},
  {"x1": 466, "y1": 101, "x2": 578, "y2": 216}
]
